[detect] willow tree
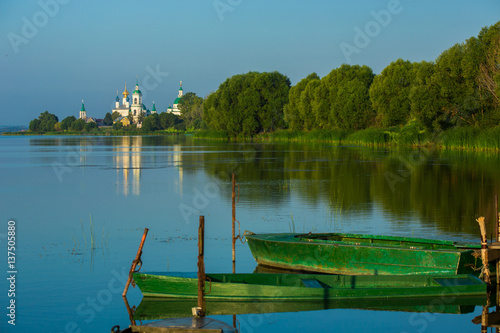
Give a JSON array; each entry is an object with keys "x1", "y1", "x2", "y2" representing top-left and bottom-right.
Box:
[
  {"x1": 370, "y1": 59, "x2": 416, "y2": 127},
  {"x1": 323, "y1": 64, "x2": 375, "y2": 130},
  {"x1": 284, "y1": 73, "x2": 320, "y2": 130},
  {"x1": 203, "y1": 71, "x2": 290, "y2": 136}
]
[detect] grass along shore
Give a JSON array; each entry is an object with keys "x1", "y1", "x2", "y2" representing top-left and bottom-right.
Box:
[{"x1": 195, "y1": 126, "x2": 500, "y2": 151}]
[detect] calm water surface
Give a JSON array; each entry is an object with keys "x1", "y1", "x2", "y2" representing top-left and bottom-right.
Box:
[{"x1": 1, "y1": 135, "x2": 499, "y2": 332}]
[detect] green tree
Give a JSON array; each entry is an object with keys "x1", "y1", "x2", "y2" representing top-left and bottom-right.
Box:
[
  {"x1": 255, "y1": 72, "x2": 290, "y2": 132},
  {"x1": 299, "y1": 79, "x2": 321, "y2": 130},
  {"x1": 60, "y1": 116, "x2": 76, "y2": 130},
  {"x1": 112, "y1": 111, "x2": 121, "y2": 121},
  {"x1": 84, "y1": 121, "x2": 97, "y2": 132},
  {"x1": 323, "y1": 64, "x2": 375, "y2": 130},
  {"x1": 112, "y1": 121, "x2": 123, "y2": 130},
  {"x1": 410, "y1": 61, "x2": 447, "y2": 131},
  {"x1": 312, "y1": 82, "x2": 330, "y2": 129},
  {"x1": 369, "y1": 59, "x2": 416, "y2": 127},
  {"x1": 174, "y1": 121, "x2": 186, "y2": 131},
  {"x1": 284, "y1": 73, "x2": 320, "y2": 130},
  {"x1": 159, "y1": 112, "x2": 180, "y2": 129},
  {"x1": 138, "y1": 113, "x2": 145, "y2": 124},
  {"x1": 71, "y1": 118, "x2": 86, "y2": 131},
  {"x1": 30, "y1": 111, "x2": 59, "y2": 133},
  {"x1": 103, "y1": 112, "x2": 113, "y2": 126},
  {"x1": 38, "y1": 110, "x2": 58, "y2": 123},
  {"x1": 178, "y1": 92, "x2": 204, "y2": 129},
  {"x1": 477, "y1": 22, "x2": 500, "y2": 124},
  {"x1": 433, "y1": 42, "x2": 482, "y2": 127},
  {"x1": 29, "y1": 119, "x2": 41, "y2": 132},
  {"x1": 141, "y1": 114, "x2": 160, "y2": 132},
  {"x1": 204, "y1": 71, "x2": 290, "y2": 136}
]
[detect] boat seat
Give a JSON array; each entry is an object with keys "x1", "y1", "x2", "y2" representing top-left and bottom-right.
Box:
[{"x1": 301, "y1": 279, "x2": 323, "y2": 288}]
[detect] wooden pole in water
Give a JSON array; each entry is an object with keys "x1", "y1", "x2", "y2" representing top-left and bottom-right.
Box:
[
  {"x1": 232, "y1": 173, "x2": 236, "y2": 273},
  {"x1": 197, "y1": 216, "x2": 206, "y2": 316},
  {"x1": 122, "y1": 228, "x2": 149, "y2": 297},
  {"x1": 496, "y1": 194, "x2": 500, "y2": 317},
  {"x1": 477, "y1": 217, "x2": 491, "y2": 284},
  {"x1": 122, "y1": 295, "x2": 136, "y2": 326},
  {"x1": 496, "y1": 194, "x2": 499, "y2": 242}
]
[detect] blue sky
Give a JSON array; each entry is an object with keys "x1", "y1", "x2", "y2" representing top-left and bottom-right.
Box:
[{"x1": 1, "y1": 0, "x2": 499, "y2": 126}]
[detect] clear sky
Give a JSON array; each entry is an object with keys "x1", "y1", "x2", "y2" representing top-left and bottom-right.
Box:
[{"x1": 1, "y1": 0, "x2": 499, "y2": 126}]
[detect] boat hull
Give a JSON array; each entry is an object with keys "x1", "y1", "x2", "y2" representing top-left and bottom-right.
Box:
[
  {"x1": 245, "y1": 233, "x2": 482, "y2": 276},
  {"x1": 133, "y1": 272, "x2": 486, "y2": 300}
]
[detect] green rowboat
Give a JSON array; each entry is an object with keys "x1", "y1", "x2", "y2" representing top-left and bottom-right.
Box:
[
  {"x1": 245, "y1": 233, "x2": 482, "y2": 276},
  {"x1": 132, "y1": 272, "x2": 486, "y2": 300}
]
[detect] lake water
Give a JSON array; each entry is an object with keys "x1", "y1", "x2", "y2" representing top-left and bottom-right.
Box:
[{"x1": 1, "y1": 135, "x2": 499, "y2": 332}]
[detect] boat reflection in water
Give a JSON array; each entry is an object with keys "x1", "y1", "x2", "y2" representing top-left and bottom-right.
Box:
[{"x1": 132, "y1": 295, "x2": 486, "y2": 321}]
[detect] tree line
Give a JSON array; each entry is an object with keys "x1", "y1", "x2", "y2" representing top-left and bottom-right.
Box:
[{"x1": 203, "y1": 21, "x2": 500, "y2": 137}]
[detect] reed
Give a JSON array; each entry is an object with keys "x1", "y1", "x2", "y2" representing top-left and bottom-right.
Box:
[
  {"x1": 278, "y1": 179, "x2": 293, "y2": 191},
  {"x1": 74, "y1": 215, "x2": 108, "y2": 251},
  {"x1": 257, "y1": 129, "x2": 350, "y2": 143},
  {"x1": 80, "y1": 218, "x2": 87, "y2": 247},
  {"x1": 194, "y1": 130, "x2": 229, "y2": 139},
  {"x1": 440, "y1": 127, "x2": 480, "y2": 149},
  {"x1": 344, "y1": 128, "x2": 388, "y2": 146},
  {"x1": 327, "y1": 196, "x2": 345, "y2": 230},
  {"x1": 476, "y1": 127, "x2": 500, "y2": 150},
  {"x1": 289, "y1": 213, "x2": 296, "y2": 233},
  {"x1": 89, "y1": 214, "x2": 95, "y2": 249}
]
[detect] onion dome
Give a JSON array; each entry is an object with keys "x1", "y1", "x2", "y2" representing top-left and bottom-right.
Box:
[{"x1": 122, "y1": 83, "x2": 129, "y2": 97}]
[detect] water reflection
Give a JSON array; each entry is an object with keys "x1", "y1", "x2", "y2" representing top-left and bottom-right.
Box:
[
  {"x1": 26, "y1": 136, "x2": 500, "y2": 238},
  {"x1": 129, "y1": 295, "x2": 485, "y2": 320},
  {"x1": 114, "y1": 136, "x2": 143, "y2": 196}
]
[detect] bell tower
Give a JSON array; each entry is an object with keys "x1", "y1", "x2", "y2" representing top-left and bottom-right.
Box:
[{"x1": 79, "y1": 100, "x2": 87, "y2": 120}]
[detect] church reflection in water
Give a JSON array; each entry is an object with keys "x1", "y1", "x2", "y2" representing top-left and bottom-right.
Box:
[
  {"x1": 112, "y1": 136, "x2": 184, "y2": 197},
  {"x1": 114, "y1": 136, "x2": 143, "y2": 196}
]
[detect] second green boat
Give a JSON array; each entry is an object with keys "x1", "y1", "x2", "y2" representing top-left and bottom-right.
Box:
[
  {"x1": 245, "y1": 233, "x2": 483, "y2": 275},
  {"x1": 133, "y1": 272, "x2": 486, "y2": 300}
]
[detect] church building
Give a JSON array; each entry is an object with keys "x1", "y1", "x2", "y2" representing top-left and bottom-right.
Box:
[
  {"x1": 112, "y1": 81, "x2": 148, "y2": 122},
  {"x1": 79, "y1": 100, "x2": 86, "y2": 119},
  {"x1": 167, "y1": 81, "x2": 184, "y2": 116}
]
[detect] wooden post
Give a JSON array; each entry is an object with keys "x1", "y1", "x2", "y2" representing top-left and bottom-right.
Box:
[
  {"x1": 496, "y1": 195, "x2": 500, "y2": 318},
  {"x1": 122, "y1": 295, "x2": 136, "y2": 326},
  {"x1": 232, "y1": 173, "x2": 236, "y2": 273},
  {"x1": 122, "y1": 228, "x2": 149, "y2": 297},
  {"x1": 197, "y1": 216, "x2": 206, "y2": 317},
  {"x1": 482, "y1": 304, "x2": 489, "y2": 333},
  {"x1": 477, "y1": 217, "x2": 491, "y2": 284}
]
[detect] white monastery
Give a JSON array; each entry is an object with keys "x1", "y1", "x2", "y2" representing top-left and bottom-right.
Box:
[
  {"x1": 79, "y1": 80, "x2": 184, "y2": 125},
  {"x1": 112, "y1": 81, "x2": 148, "y2": 122}
]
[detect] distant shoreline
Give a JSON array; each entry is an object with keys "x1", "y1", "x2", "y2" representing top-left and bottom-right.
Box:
[{"x1": 5, "y1": 127, "x2": 500, "y2": 152}]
